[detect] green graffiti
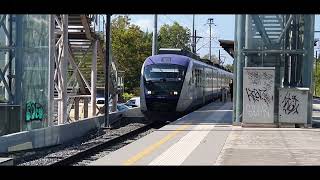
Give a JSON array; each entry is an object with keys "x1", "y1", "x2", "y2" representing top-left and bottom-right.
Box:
[{"x1": 26, "y1": 101, "x2": 45, "y2": 122}]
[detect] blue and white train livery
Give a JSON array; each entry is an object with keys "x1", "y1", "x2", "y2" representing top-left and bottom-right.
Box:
[{"x1": 140, "y1": 52, "x2": 233, "y2": 122}]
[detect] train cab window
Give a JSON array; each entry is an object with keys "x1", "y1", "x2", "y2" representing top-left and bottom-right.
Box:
[{"x1": 144, "y1": 64, "x2": 186, "y2": 81}]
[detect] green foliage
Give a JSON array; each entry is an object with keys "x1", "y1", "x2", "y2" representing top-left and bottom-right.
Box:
[
  {"x1": 108, "y1": 18, "x2": 193, "y2": 94},
  {"x1": 158, "y1": 22, "x2": 191, "y2": 51},
  {"x1": 122, "y1": 92, "x2": 134, "y2": 102},
  {"x1": 0, "y1": 95, "x2": 6, "y2": 102},
  {"x1": 314, "y1": 59, "x2": 320, "y2": 96},
  {"x1": 224, "y1": 64, "x2": 234, "y2": 72},
  {"x1": 202, "y1": 54, "x2": 219, "y2": 64},
  {"x1": 111, "y1": 16, "x2": 152, "y2": 93}
]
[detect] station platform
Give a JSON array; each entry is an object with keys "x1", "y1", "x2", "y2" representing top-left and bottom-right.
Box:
[
  {"x1": 91, "y1": 101, "x2": 233, "y2": 165},
  {"x1": 91, "y1": 100, "x2": 320, "y2": 166}
]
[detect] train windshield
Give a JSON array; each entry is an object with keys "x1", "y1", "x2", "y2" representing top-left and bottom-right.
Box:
[
  {"x1": 143, "y1": 64, "x2": 186, "y2": 96},
  {"x1": 144, "y1": 64, "x2": 186, "y2": 81}
]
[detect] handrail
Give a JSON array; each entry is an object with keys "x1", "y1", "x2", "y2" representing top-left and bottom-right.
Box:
[{"x1": 68, "y1": 95, "x2": 91, "y2": 98}]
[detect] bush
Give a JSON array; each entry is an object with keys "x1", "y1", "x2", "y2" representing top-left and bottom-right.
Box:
[
  {"x1": 122, "y1": 92, "x2": 134, "y2": 102},
  {"x1": 0, "y1": 95, "x2": 5, "y2": 103}
]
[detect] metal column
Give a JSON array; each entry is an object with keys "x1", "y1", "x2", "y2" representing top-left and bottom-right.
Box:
[
  {"x1": 48, "y1": 15, "x2": 56, "y2": 126},
  {"x1": 91, "y1": 40, "x2": 97, "y2": 116},
  {"x1": 302, "y1": 15, "x2": 315, "y2": 125},
  {"x1": 152, "y1": 14, "x2": 157, "y2": 56},
  {"x1": 234, "y1": 15, "x2": 246, "y2": 124},
  {"x1": 244, "y1": 15, "x2": 251, "y2": 67},
  {"x1": 48, "y1": 15, "x2": 55, "y2": 126},
  {"x1": 58, "y1": 15, "x2": 68, "y2": 124},
  {"x1": 232, "y1": 15, "x2": 238, "y2": 123},
  {"x1": 4, "y1": 15, "x2": 10, "y2": 103},
  {"x1": 15, "y1": 15, "x2": 23, "y2": 130},
  {"x1": 104, "y1": 14, "x2": 111, "y2": 128}
]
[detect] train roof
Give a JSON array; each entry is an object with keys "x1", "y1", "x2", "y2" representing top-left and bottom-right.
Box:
[
  {"x1": 144, "y1": 54, "x2": 190, "y2": 67},
  {"x1": 156, "y1": 48, "x2": 232, "y2": 72},
  {"x1": 145, "y1": 53, "x2": 232, "y2": 74}
]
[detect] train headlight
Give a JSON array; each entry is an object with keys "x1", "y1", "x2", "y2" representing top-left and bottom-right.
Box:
[
  {"x1": 173, "y1": 91, "x2": 178, "y2": 95},
  {"x1": 147, "y1": 90, "x2": 152, "y2": 95}
]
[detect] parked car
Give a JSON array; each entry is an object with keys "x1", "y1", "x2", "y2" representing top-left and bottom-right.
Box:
[
  {"x1": 117, "y1": 103, "x2": 130, "y2": 112},
  {"x1": 108, "y1": 103, "x2": 130, "y2": 123},
  {"x1": 125, "y1": 97, "x2": 140, "y2": 108},
  {"x1": 96, "y1": 89, "x2": 105, "y2": 104},
  {"x1": 96, "y1": 97, "x2": 105, "y2": 104},
  {"x1": 108, "y1": 103, "x2": 130, "y2": 113}
]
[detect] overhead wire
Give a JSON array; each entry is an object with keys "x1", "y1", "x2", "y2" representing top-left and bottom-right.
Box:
[{"x1": 161, "y1": 15, "x2": 229, "y2": 60}]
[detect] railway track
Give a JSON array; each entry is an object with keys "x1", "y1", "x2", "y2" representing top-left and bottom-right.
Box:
[{"x1": 49, "y1": 121, "x2": 165, "y2": 166}]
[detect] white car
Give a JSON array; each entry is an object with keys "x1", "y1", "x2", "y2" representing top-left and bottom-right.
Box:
[
  {"x1": 96, "y1": 97, "x2": 105, "y2": 104},
  {"x1": 125, "y1": 97, "x2": 140, "y2": 108}
]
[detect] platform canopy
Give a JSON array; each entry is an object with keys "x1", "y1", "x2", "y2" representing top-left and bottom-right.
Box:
[{"x1": 218, "y1": 39, "x2": 234, "y2": 58}]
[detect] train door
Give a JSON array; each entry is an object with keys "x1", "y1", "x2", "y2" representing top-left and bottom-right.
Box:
[
  {"x1": 211, "y1": 68, "x2": 214, "y2": 100},
  {"x1": 212, "y1": 68, "x2": 217, "y2": 99},
  {"x1": 217, "y1": 70, "x2": 219, "y2": 97},
  {"x1": 195, "y1": 66, "x2": 201, "y2": 105},
  {"x1": 202, "y1": 66, "x2": 205, "y2": 105}
]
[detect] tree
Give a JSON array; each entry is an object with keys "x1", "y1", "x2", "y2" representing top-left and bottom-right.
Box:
[
  {"x1": 158, "y1": 22, "x2": 191, "y2": 51},
  {"x1": 314, "y1": 58, "x2": 320, "y2": 96},
  {"x1": 111, "y1": 16, "x2": 152, "y2": 94},
  {"x1": 202, "y1": 54, "x2": 220, "y2": 64},
  {"x1": 224, "y1": 64, "x2": 234, "y2": 72}
]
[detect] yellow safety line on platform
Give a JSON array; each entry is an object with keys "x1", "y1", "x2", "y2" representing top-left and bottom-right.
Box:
[{"x1": 123, "y1": 124, "x2": 189, "y2": 165}]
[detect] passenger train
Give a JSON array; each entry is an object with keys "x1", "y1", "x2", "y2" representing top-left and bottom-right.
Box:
[{"x1": 140, "y1": 49, "x2": 233, "y2": 122}]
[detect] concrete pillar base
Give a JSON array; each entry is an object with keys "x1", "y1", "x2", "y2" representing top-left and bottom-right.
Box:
[{"x1": 241, "y1": 123, "x2": 278, "y2": 128}]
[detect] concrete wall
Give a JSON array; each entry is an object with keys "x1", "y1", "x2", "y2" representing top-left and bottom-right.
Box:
[
  {"x1": 0, "y1": 115, "x2": 105, "y2": 153},
  {"x1": 279, "y1": 88, "x2": 309, "y2": 124},
  {"x1": 243, "y1": 67, "x2": 275, "y2": 124},
  {"x1": 0, "y1": 108, "x2": 144, "y2": 153},
  {"x1": 123, "y1": 107, "x2": 143, "y2": 118}
]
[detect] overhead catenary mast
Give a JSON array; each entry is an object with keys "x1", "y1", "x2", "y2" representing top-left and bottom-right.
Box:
[
  {"x1": 207, "y1": 18, "x2": 215, "y2": 61},
  {"x1": 152, "y1": 14, "x2": 158, "y2": 56}
]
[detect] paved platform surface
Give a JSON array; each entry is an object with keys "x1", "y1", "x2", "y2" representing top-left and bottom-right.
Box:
[
  {"x1": 91, "y1": 100, "x2": 320, "y2": 166},
  {"x1": 91, "y1": 101, "x2": 233, "y2": 166},
  {"x1": 216, "y1": 127, "x2": 320, "y2": 165}
]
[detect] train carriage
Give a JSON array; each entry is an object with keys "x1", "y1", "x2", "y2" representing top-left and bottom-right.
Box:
[{"x1": 140, "y1": 49, "x2": 233, "y2": 122}]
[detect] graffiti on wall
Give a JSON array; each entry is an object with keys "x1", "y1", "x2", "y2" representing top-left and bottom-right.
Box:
[
  {"x1": 243, "y1": 68, "x2": 275, "y2": 123},
  {"x1": 245, "y1": 70, "x2": 274, "y2": 108},
  {"x1": 278, "y1": 88, "x2": 308, "y2": 123},
  {"x1": 25, "y1": 101, "x2": 45, "y2": 122},
  {"x1": 247, "y1": 71, "x2": 273, "y2": 89},
  {"x1": 245, "y1": 104, "x2": 271, "y2": 118},
  {"x1": 245, "y1": 87, "x2": 273, "y2": 106},
  {"x1": 281, "y1": 92, "x2": 300, "y2": 115}
]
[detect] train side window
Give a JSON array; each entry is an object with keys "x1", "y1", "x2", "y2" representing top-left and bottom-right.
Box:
[
  {"x1": 192, "y1": 69, "x2": 197, "y2": 85},
  {"x1": 195, "y1": 69, "x2": 198, "y2": 87},
  {"x1": 200, "y1": 70, "x2": 202, "y2": 87},
  {"x1": 193, "y1": 70, "x2": 196, "y2": 84},
  {"x1": 198, "y1": 70, "x2": 199, "y2": 87},
  {"x1": 190, "y1": 70, "x2": 194, "y2": 85},
  {"x1": 196, "y1": 69, "x2": 198, "y2": 87},
  {"x1": 198, "y1": 70, "x2": 200, "y2": 87}
]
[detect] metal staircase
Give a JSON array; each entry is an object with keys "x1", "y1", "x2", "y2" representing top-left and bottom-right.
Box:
[{"x1": 53, "y1": 14, "x2": 119, "y2": 122}]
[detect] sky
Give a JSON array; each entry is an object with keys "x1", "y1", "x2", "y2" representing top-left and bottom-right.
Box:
[{"x1": 112, "y1": 14, "x2": 320, "y2": 65}]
